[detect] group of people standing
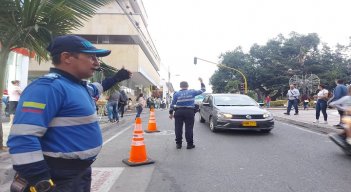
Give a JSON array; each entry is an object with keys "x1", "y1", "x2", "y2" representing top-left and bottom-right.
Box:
[
  {"x1": 0, "y1": 80, "x2": 22, "y2": 151},
  {"x1": 5, "y1": 80, "x2": 22, "y2": 126},
  {"x1": 106, "y1": 90, "x2": 129, "y2": 123},
  {"x1": 146, "y1": 96, "x2": 168, "y2": 109},
  {"x1": 283, "y1": 79, "x2": 348, "y2": 127}
]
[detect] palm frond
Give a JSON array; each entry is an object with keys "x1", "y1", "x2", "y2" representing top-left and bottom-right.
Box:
[{"x1": 0, "y1": 0, "x2": 115, "y2": 58}]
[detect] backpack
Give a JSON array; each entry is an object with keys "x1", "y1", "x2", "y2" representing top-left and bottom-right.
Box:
[{"x1": 119, "y1": 91, "x2": 128, "y2": 104}]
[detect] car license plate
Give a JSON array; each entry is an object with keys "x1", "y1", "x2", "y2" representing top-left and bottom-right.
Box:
[{"x1": 242, "y1": 121, "x2": 257, "y2": 126}]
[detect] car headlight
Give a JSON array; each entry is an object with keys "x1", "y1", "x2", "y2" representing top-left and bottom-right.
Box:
[
  {"x1": 263, "y1": 112, "x2": 272, "y2": 119},
  {"x1": 218, "y1": 112, "x2": 232, "y2": 119}
]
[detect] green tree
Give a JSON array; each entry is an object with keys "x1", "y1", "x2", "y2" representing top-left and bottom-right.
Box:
[
  {"x1": 224, "y1": 80, "x2": 241, "y2": 93},
  {"x1": 210, "y1": 47, "x2": 251, "y2": 93},
  {"x1": 211, "y1": 32, "x2": 351, "y2": 100},
  {"x1": 0, "y1": 0, "x2": 113, "y2": 148}
]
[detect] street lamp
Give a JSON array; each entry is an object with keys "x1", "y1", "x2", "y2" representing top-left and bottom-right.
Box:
[{"x1": 194, "y1": 57, "x2": 248, "y2": 94}]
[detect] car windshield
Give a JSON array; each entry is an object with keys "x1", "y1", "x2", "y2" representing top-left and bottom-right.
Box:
[
  {"x1": 195, "y1": 95, "x2": 204, "y2": 101},
  {"x1": 214, "y1": 95, "x2": 258, "y2": 106}
]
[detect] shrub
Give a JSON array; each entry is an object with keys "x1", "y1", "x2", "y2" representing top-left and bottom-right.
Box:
[{"x1": 270, "y1": 100, "x2": 287, "y2": 107}]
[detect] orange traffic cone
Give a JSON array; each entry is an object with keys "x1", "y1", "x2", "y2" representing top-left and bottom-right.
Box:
[
  {"x1": 122, "y1": 117, "x2": 155, "y2": 166},
  {"x1": 145, "y1": 108, "x2": 160, "y2": 133}
]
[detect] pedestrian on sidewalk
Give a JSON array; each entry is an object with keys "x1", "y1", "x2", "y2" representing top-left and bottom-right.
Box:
[
  {"x1": 7, "y1": 35, "x2": 131, "y2": 192},
  {"x1": 127, "y1": 98, "x2": 132, "y2": 111},
  {"x1": 107, "y1": 90, "x2": 120, "y2": 123},
  {"x1": 313, "y1": 84, "x2": 329, "y2": 124},
  {"x1": 284, "y1": 84, "x2": 300, "y2": 115},
  {"x1": 8, "y1": 80, "x2": 22, "y2": 126},
  {"x1": 169, "y1": 77, "x2": 206, "y2": 149},
  {"x1": 301, "y1": 93, "x2": 309, "y2": 110},
  {"x1": 135, "y1": 93, "x2": 146, "y2": 118},
  {"x1": 328, "y1": 85, "x2": 351, "y2": 148},
  {"x1": 265, "y1": 95, "x2": 271, "y2": 108},
  {"x1": 119, "y1": 90, "x2": 128, "y2": 118},
  {"x1": 328, "y1": 79, "x2": 347, "y2": 128}
]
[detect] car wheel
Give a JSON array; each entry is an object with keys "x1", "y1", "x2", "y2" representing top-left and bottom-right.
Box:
[
  {"x1": 199, "y1": 114, "x2": 205, "y2": 123},
  {"x1": 260, "y1": 129, "x2": 271, "y2": 133},
  {"x1": 209, "y1": 117, "x2": 217, "y2": 132}
]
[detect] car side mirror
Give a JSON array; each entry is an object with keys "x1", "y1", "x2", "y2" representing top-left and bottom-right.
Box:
[{"x1": 202, "y1": 102, "x2": 210, "y2": 106}]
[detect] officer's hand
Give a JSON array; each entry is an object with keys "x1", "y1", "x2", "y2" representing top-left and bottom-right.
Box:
[
  {"x1": 169, "y1": 114, "x2": 173, "y2": 119},
  {"x1": 198, "y1": 77, "x2": 203, "y2": 83},
  {"x1": 125, "y1": 68, "x2": 133, "y2": 78},
  {"x1": 113, "y1": 68, "x2": 132, "y2": 82}
]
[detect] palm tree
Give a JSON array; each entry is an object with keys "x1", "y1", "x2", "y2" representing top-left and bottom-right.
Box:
[{"x1": 0, "y1": 0, "x2": 114, "y2": 148}]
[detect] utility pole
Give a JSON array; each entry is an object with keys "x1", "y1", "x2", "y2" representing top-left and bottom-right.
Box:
[{"x1": 194, "y1": 57, "x2": 248, "y2": 94}]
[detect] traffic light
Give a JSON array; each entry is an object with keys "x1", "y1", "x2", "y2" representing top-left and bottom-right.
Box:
[{"x1": 194, "y1": 57, "x2": 197, "y2": 65}]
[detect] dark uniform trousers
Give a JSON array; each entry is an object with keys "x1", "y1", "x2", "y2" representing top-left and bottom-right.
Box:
[
  {"x1": 174, "y1": 108, "x2": 195, "y2": 145},
  {"x1": 45, "y1": 156, "x2": 93, "y2": 192},
  {"x1": 50, "y1": 167, "x2": 92, "y2": 192}
]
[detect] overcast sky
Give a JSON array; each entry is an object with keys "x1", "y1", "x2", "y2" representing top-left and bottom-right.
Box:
[{"x1": 143, "y1": 0, "x2": 351, "y2": 92}]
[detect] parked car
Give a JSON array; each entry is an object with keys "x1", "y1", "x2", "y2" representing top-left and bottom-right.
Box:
[{"x1": 199, "y1": 94, "x2": 274, "y2": 133}]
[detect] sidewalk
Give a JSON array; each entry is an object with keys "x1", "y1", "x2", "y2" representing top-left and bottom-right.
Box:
[{"x1": 268, "y1": 107, "x2": 343, "y2": 134}]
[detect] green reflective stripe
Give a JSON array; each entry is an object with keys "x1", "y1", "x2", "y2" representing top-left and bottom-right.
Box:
[
  {"x1": 23, "y1": 102, "x2": 46, "y2": 109},
  {"x1": 49, "y1": 114, "x2": 98, "y2": 127},
  {"x1": 11, "y1": 150, "x2": 44, "y2": 165},
  {"x1": 43, "y1": 146, "x2": 102, "y2": 159},
  {"x1": 10, "y1": 124, "x2": 47, "y2": 137}
]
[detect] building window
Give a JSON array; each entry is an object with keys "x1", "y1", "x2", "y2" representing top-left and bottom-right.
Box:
[{"x1": 77, "y1": 35, "x2": 137, "y2": 45}]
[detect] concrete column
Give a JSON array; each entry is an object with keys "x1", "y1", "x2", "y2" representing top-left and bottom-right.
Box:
[{"x1": 19, "y1": 55, "x2": 29, "y2": 89}]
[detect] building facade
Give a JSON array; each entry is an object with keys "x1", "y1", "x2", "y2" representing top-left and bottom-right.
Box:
[{"x1": 27, "y1": 0, "x2": 161, "y2": 98}]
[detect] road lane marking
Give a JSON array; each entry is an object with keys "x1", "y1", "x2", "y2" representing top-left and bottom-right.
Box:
[
  {"x1": 144, "y1": 130, "x2": 175, "y2": 135},
  {"x1": 279, "y1": 122, "x2": 326, "y2": 136},
  {"x1": 91, "y1": 167, "x2": 124, "y2": 192},
  {"x1": 103, "y1": 124, "x2": 133, "y2": 146}
]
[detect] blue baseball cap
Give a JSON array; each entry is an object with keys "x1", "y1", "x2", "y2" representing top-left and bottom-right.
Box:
[{"x1": 46, "y1": 35, "x2": 111, "y2": 57}]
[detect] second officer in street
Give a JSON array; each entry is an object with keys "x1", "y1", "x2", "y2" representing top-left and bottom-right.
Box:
[{"x1": 169, "y1": 78, "x2": 206, "y2": 149}]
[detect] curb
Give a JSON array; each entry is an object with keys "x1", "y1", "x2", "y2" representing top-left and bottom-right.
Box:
[{"x1": 275, "y1": 116, "x2": 341, "y2": 134}]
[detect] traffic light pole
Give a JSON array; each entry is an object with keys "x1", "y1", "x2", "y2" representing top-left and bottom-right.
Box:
[{"x1": 194, "y1": 57, "x2": 248, "y2": 94}]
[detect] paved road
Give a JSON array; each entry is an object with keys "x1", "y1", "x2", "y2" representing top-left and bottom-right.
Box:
[
  {"x1": 94, "y1": 110, "x2": 351, "y2": 192},
  {"x1": 1, "y1": 109, "x2": 351, "y2": 192}
]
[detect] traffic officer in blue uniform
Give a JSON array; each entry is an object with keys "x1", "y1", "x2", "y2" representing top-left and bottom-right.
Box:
[
  {"x1": 8, "y1": 35, "x2": 131, "y2": 192},
  {"x1": 169, "y1": 78, "x2": 206, "y2": 149}
]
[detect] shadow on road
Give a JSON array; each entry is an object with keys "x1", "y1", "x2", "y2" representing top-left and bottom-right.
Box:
[{"x1": 208, "y1": 129, "x2": 275, "y2": 137}]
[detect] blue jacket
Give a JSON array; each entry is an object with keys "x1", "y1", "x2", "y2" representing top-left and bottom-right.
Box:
[
  {"x1": 170, "y1": 82, "x2": 206, "y2": 113},
  {"x1": 7, "y1": 68, "x2": 106, "y2": 182},
  {"x1": 332, "y1": 84, "x2": 347, "y2": 102}
]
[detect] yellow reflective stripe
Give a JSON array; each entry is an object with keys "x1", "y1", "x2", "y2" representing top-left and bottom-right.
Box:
[{"x1": 23, "y1": 102, "x2": 46, "y2": 109}]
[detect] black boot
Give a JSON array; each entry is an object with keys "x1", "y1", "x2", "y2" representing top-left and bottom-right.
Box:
[{"x1": 176, "y1": 143, "x2": 182, "y2": 149}]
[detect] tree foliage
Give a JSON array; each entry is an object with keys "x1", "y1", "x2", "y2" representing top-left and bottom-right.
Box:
[{"x1": 210, "y1": 32, "x2": 351, "y2": 100}]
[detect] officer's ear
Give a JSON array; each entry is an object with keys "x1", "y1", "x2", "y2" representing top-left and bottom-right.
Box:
[
  {"x1": 61, "y1": 52, "x2": 79, "y2": 64},
  {"x1": 60, "y1": 52, "x2": 72, "y2": 64}
]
